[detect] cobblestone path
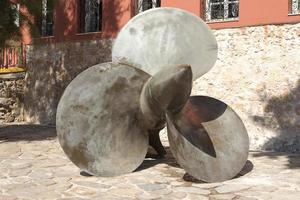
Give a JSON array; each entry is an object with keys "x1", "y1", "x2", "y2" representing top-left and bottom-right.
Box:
[{"x1": 0, "y1": 125, "x2": 299, "y2": 200}]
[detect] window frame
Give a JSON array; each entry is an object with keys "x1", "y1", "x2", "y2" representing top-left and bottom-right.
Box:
[
  {"x1": 40, "y1": 0, "x2": 54, "y2": 37},
  {"x1": 289, "y1": 0, "x2": 300, "y2": 15},
  {"x1": 78, "y1": 0, "x2": 103, "y2": 34},
  {"x1": 136, "y1": 0, "x2": 161, "y2": 14},
  {"x1": 205, "y1": 0, "x2": 239, "y2": 23}
]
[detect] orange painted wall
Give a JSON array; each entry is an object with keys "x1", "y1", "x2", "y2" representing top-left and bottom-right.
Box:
[
  {"x1": 162, "y1": 0, "x2": 202, "y2": 16},
  {"x1": 23, "y1": 0, "x2": 300, "y2": 44},
  {"x1": 102, "y1": 0, "x2": 133, "y2": 37},
  {"x1": 24, "y1": 0, "x2": 133, "y2": 44},
  {"x1": 162, "y1": 0, "x2": 300, "y2": 29},
  {"x1": 207, "y1": 0, "x2": 300, "y2": 29}
]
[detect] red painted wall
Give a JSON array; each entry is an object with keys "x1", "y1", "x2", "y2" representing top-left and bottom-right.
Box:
[
  {"x1": 23, "y1": 0, "x2": 134, "y2": 44},
  {"x1": 23, "y1": 0, "x2": 300, "y2": 44},
  {"x1": 207, "y1": 0, "x2": 300, "y2": 29},
  {"x1": 163, "y1": 0, "x2": 300, "y2": 29},
  {"x1": 162, "y1": 0, "x2": 202, "y2": 16}
]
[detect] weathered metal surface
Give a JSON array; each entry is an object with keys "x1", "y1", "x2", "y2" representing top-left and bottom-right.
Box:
[
  {"x1": 56, "y1": 62, "x2": 150, "y2": 176},
  {"x1": 140, "y1": 65, "x2": 193, "y2": 156},
  {"x1": 167, "y1": 96, "x2": 249, "y2": 182},
  {"x1": 112, "y1": 8, "x2": 218, "y2": 80},
  {"x1": 56, "y1": 8, "x2": 249, "y2": 182},
  {"x1": 140, "y1": 65, "x2": 192, "y2": 129}
]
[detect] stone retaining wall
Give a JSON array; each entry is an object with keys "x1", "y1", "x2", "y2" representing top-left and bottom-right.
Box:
[
  {"x1": 24, "y1": 39, "x2": 112, "y2": 124},
  {"x1": 0, "y1": 78, "x2": 24, "y2": 123},
  {"x1": 23, "y1": 23, "x2": 300, "y2": 152},
  {"x1": 193, "y1": 22, "x2": 300, "y2": 152}
]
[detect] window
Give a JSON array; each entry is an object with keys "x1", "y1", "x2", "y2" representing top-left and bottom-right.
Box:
[
  {"x1": 40, "y1": 0, "x2": 54, "y2": 37},
  {"x1": 137, "y1": 0, "x2": 161, "y2": 13},
  {"x1": 290, "y1": 0, "x2": 300, "y2": 14},
  {"x1": 79, "y1": 0, "x2": 102, "y2": 33},
  {"x1": 205, "y1": 0, "x2": 239, "y2": 22},
  {"x1": 11, "y1": 3, "x2": 20, "y2": 27}
]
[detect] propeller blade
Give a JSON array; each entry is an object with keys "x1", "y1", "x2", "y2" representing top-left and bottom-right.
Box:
[
  {"x1": 140, "y1": 65, "x2": 192, "y2": 156},
  {"x1": 112, "y1": 8, "x2": 218, "y2": 80},
  {"x1": 56, "y1": 62, "x2": 150, "y2": 176},
  {"x1": 167, "y1": 96, "x2": 249, "y2": 182}
]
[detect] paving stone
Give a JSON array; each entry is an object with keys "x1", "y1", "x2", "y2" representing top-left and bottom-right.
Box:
[
  {"x1": 107, "y1": 188, "x2": 142, "y2": 197},
  {"x1": 215, "y1": 184, "x2": 250, "y2": 194},
  {"x1": 65, "y1": 186, "x2": 98, "y2": 197},
  {"x1": 48, "y1": 181, "x2": 73, "y2": 193},
  {"x1": 136, "y1": 193, "x2": 162, "y2": 200},
  {"x1": 36, "y1": 178, "x2": 57, "y2": 186},
  {"x1": 210, "y1": 194, "x2": 237, "y2": 200},
  {"x1": 34, "y1": 190, "x2": 62, "y2": 200},
  {"x1": 72, "y1": 181, "x2": 110, "y2": 189},
  {"x1": 170, "y1": 181, "x2": 186, "y2": 186},
  {"x1": 0, "y1": 128, "x2": 299, "y2": 200},
  {"x1": 10, "y1": 163, "x2": 32, "y2": 170},
  {"x1": 138, "y1": 183, "x2": 167, "y2": 191},
  {"x1": 174, "y1": 186, "x2": 211, "y2": 195},
  {"x1": 171, "y1": 191, "x2": 187, "y2": 199},
  {"x1": 6, "y1": 184, "x2": 49, "y2": 199},
  {"x1": 187, "y1": 194, "x2": 209, "y2": 200},
  {"x1": 52, "y1": 166, "x2": 79, "y2": 177},
  {"x1": 193, "y1": 182, "x2": 223, "y2": 189},
  {"x1": 0, "y1": 195, "x2": 18, "y2": 200},
  {"x1": 58, "y1": 198, "x2": 89, "y2": 200},
  {"x1": 29, "y1": 169, "x2": 54, "y2": 179},
  {"x1": 150, "y1": 188, "x2": 172, "y2": 195},
  {"x1": 8, "y1": 168, "x2": 31, "y2": 177},
  {"x1": 234, "y1": 196, "x2": 258, "y2": 200}
]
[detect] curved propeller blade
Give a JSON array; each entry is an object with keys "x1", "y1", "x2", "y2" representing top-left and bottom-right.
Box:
[
  {"x1": 56, "y1": 62, "x2": 150, "y2": 176},
  {"x1": 167, "y1": 96, "x2": 249, "y2": 182},
  {"x1": 140, "y1": 65, "x2": 192, "y2": 156},
  {"x1": 112, "y1": 8, "x2": 218, "y2": 80},
  {"x1": 140, "y1": 64, "x2": 192, "y2": 129}
]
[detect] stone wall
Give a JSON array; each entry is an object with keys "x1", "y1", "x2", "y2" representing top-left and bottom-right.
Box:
[
  {"x1": 0, "y1": 77, "x2": 24, "y2": 123},
  {"x1": 193, "y1": 22, "x2": 300, "y2": 152},
  {"x1": 24, "y1": 39, "x2": 112, "y2": 124},
  {"x1": 24, "y1": 23, "x2": 300, "y2": 152}
]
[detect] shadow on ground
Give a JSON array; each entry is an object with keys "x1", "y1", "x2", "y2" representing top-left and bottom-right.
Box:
[
  {"x1": 135, "y1": 146, "x2": 181, "y2": 172},
  {"x1": 136, "y1": 146, "x2": 254, "y2": 183},
  {"x1": 252, "y1": 151, "x2": 300, "y2": 169},
  {"x1": 0, "y1": 124, "x2": 57, "y2": 142}
]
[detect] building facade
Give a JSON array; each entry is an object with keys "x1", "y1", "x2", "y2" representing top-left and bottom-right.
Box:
[
  {"x1": 2, "y1": 0, "x2": 300, "y2": 152},
  {"x1": 20, "y1": 0, "x2": 300, "y2": 44}
]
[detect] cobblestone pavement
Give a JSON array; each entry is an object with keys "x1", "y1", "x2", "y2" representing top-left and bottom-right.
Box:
[{"x1": 0, "y1": 125, "x2": 299, "y2": 200}]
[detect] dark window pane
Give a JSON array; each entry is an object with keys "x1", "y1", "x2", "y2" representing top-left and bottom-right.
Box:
[
  {"x1": 11, "y1": 4, "x2": 20, "y2": 27},
  {"x1": 211, "y1": 4, "x2": 224, "y2": 20},
  {"x1": 138, "y1": 0, "x2": 161, "y2": 13},
  {"x1": 85, "y1": 0, "x2": 101, "y2": 32},
  {"x1": 79, "y1": 0, "x2": 102, "y2": 33},
  {"x1": 40, "y1": 0, "x2": 54, "y2": 37},
  {"x1": 156, "y1": 0, "x2": 161, "y2": 7},
  {"x1": 142, "y1": 0, "x2": 153, "y2": 11},
  {"x1": 228, "y1": 3, "x2": 239, "y2": 18},
  {"x1": 211, "y1": 0, "x2": 224, "y2": 3}
]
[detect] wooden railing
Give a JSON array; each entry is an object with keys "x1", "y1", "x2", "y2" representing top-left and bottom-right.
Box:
[{"x1": 0, "y1": 44, "x2": 26, "y2": 69}]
